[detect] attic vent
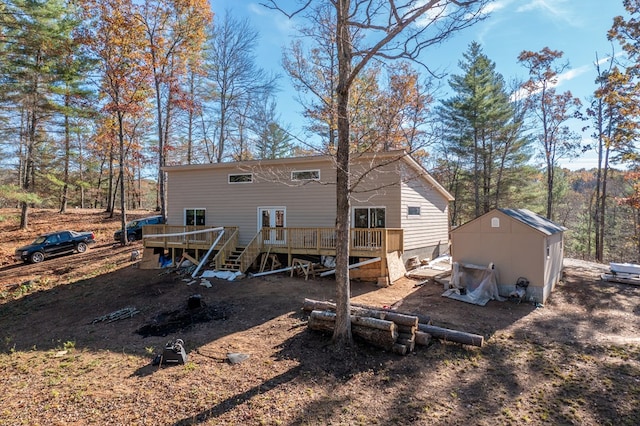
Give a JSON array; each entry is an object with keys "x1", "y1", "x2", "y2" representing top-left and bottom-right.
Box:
[{"x1": 491, "y1": 217, "x2": 500, "y2": 228}]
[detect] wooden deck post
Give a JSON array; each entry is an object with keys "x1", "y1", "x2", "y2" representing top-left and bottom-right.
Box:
[{"x1": 380, "y1": 229, "x2": 388, "y2": 279}]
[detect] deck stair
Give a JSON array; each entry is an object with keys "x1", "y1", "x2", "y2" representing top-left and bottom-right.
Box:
[{"x1": 217, "y1": 247, "x2": 245, "y2": 272}]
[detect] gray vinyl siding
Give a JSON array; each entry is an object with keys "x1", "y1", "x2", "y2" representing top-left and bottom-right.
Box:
[
  {"x1": 349, "y1": 160, "x2": 402, "y2": 228},
  {"x1": 400, "y1": 167, "x2": 450, "y2": 255}
]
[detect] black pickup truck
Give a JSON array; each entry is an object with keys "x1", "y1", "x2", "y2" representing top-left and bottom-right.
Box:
[{"x1": 15, "y1": 230, "x2": 96, "y2": 263}]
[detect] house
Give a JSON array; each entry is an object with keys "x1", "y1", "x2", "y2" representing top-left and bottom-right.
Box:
[
  {"x1": 450, "y1": 208, "x2": 566, "y2": 304},
  {"x1": 146, "y1": 151, "x2": 453, "y2": 282}
]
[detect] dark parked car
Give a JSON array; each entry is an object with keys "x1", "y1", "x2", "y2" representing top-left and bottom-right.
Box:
[
  {"x1": 15, "y1": 230, "x2": 96, "y2": 263},
  {"x1": 114, "y1": 215, "x2": 164, "y2": 242}
]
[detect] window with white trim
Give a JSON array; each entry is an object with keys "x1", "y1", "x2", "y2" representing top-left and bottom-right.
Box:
[
  {"x1": 228, "y1": 173, "x2": 253, "y2": 184},
  {"x1": 185, "y1": 208, "x2": 205, "y2": 226},
  {"x1": 407, "y1": 206, "x2": 421, "y2": 216},
  {"x1": 291, "y1": 169, "x2": 320, "y2": 181},
  {"x1": 354, "y1": 207, "x2": 386, "y2": 228}
]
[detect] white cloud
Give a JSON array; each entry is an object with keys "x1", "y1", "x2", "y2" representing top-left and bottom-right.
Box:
[
  {"x1": 482, "y1": 0, "x2": 513, "y2": 15},
  {"x1": 556, "y1": 65, "x2": 590, "y2": 86},
  {"x1": 516, "y1": 0, "x2": 577, "y2": 26}
]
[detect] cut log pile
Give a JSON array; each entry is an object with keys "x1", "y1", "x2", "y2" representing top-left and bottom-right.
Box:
[{"x1": 303, "y1": 298, "x2": 484, "y2": 355}]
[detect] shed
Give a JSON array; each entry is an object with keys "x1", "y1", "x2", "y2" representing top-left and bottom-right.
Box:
[{"x1": 450, "y1": 208, "x2": 566, "y2": 304}]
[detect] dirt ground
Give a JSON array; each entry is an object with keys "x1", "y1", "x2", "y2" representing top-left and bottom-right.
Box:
[{"x1": 0, "y1": 208, "x2": 639, "y2": 425}]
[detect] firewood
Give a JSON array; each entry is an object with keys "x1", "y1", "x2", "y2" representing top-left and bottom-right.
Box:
[
  {"x1": 308, "y1": 311, "x2": 336, "y2": 333},
  {"x1": 352, "y1": 325, "x2": 397, "y2": 350},
  {"x1": 350, "y1": 315, "x2": 397, "y2": 332},
  {"x1": 414, "y1": 331, "x2": 432, "y2": 346},
  {"x1": 308, "y1": 310, "x2": 398, "y2": 350},
  {"x1": 392, "y1": 343, "x2": 407, "y2": 355},
  {"x1": 396, "y1": 325, "x2": 417, "y2": 335}
]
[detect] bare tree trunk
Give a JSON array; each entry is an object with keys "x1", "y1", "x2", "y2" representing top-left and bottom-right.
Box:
[
  {"x1": 118, "y1": 112, "x2": 128, "y2": 245},
  {"x1": 20, "y1": 109, "x2": 37, "y2": 229},
  {"x1": 60, "y1": 95, "x2": 71, "y2": 213},
  {"x1": 332, "y1": 0, "x2": 353, "y2": 348},
  {"x1": 107, "y1": 142, "x2": 114, "y2": 215},
  {"x1": 155, "y1": 75, "x2": 165, "y2": 215},
  {"x1": 546, "y1": 157, "x2": 554, "y2": 219}
]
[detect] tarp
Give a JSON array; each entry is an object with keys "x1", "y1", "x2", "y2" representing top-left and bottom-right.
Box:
[{"x1": 442, "y1": 262, "x2": 504, "y2": 306}]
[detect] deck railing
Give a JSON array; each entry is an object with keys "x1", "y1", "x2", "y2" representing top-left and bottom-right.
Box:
[
  {"x1": 142, "y1": 225, "x2": 403, "y2": 273},
  {"x1": 143, "y1": 225, "x2": 238, "y2": 250},
  {"x1": 260, "y1": 227, "x2": 404, "y2": 254},
  {"x1": 210, "y1": 228, "x2": 239, "y2": 270}
]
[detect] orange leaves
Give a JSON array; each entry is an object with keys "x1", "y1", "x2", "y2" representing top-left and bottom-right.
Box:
[
  {"x1": 348, "y1": 62, "x2": 431, "y2": 153},
  {"x1": 82, "y1": 0, "x2": 151, "y2": 114},
  {"x1": 618, "y1": 171, "x2": 640, "y2": 209}
]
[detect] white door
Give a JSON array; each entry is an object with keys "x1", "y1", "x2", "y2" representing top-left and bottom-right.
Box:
[{"x1": 258, "y1": 207, "x2": 286, "y2": 244}]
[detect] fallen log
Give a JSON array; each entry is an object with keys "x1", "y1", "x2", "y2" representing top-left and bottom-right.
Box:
[
  {"x1": 397, "y1": 332, "x2": 415, "y2": 352},
  {"x1": 350, "y1": 314, "x2": 397, "y2": 332},
  {"x1": 302, "y1": 299, "x2": 336, "y2": 312},
  {"x1": 392, "y1": 343, "x2": 407, "y2": 355},
  {"x1": 303, "y1": 298, "x2": 427, "y2": 326},
  {"x1": 352, "y1": 324, "x2": 397, "y2": 350},
  {"x1": 417, "y1": 324, "x2": 483, "y2": 347},
  {"x1": 308, "y1": 310, "x2": 398, "y2": 350},
  {"x1": 396, "y1": 324, "x2": 417, "y2": 335},
  {"x1": 414, "y1": 331, "x2": 432, "y2": 346},
  {"x1": 351, "y1": 302, "x2": 431, "y2": 325}
]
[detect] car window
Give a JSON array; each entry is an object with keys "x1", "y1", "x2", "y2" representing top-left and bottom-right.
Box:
[
  {"x1": 47, "y1": 235, "x2": 59, "y2": 244},
  {"x1": 126, "y1": 220, "x2": 140, "y2": 229},
  {"x1": 33, "y1": 236, "x2": 46, "y2": 244},
  {"x1": 58, "y1": 232, "x2": 70, "y2": 242}
]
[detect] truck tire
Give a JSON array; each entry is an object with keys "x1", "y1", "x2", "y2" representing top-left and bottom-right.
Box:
[
  {"x1": 30, "y1": 251, "x2": 45, "y2": 263},
  {"x1": 76, "y1": 242, "x2": 88, "y2": 253}
]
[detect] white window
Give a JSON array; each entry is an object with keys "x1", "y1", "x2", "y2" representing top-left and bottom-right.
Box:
[
  {"x1": 228, "y1": 173, "x2": 253, "y2": 184},
  {"x1": 408, "y1": 206, "x2": 421, "y2": 216},
  {"x1": 291, "y1": 170, "x2": 320, "y2": 181}
]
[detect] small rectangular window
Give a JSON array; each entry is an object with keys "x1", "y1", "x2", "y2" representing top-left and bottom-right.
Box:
[
  {"x1": 229, "y1": 173, "x2": 253, "y2": 184},
  {"x1": 408, "y1": 206, "x2": 421, "y2": 216},
  {"x1": 291, "y1": 170, "x2": 320, "y2": 181}
]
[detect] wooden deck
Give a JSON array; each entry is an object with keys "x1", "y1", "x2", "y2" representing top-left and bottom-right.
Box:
[{"x1": 141, "y1": 225, "x2": 403, "y2": 275}]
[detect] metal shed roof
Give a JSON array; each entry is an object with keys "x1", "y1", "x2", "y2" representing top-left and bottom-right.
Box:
[{"x1": 498, "y1": 208, "x2": 566, "y2": 236}]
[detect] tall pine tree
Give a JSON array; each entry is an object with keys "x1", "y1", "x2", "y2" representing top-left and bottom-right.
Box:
[
  {"x1": 438, "y1": 42, "x2": 532, "y2": 225},
  {"x1": 2, "y1": 0, "x2": 83, "y2": 227}
]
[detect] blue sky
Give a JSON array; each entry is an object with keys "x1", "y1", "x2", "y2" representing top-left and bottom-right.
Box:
[{"x1": 210, "y1": 0, "x2": 629, "y2": 170}]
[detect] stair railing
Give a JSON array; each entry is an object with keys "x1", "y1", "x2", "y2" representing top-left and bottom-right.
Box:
[
  {"x1": 235, "y1": 229, "x2": 264, "y2": 273},
  {"x1": 210, "y1": 228, "x2": 239, "y2": 270}
]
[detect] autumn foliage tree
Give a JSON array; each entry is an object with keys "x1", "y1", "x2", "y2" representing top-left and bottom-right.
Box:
[
  {"x1": 518, "y1": 47, "x2": 582, "y2": 220},
  {"x1": 604, "y1": 0, "x2": 640, "y2": 259},
  {"x1": 82, "y1": 0, "x2": 151, "y2": 241},
  {"x1": 134, "y1": 0, "x2": 212, "y2": 218}
]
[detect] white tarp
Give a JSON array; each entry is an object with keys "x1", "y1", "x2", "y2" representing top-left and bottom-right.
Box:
[
  {"x1": 200, "y1": 270, "x2": 243, "y2": 281},
  {"x1": 442, "y1": 262, "x2": 504, "y2": 306}
]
